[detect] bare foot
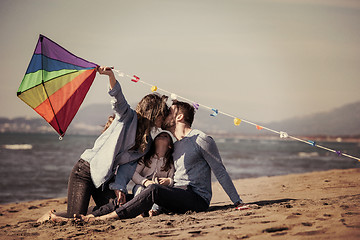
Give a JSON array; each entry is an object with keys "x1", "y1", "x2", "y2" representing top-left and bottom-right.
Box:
[
  {"x1": 37, "y1": 210, "x2": 54, "y2": 223},
  {"x1": 149, "y1": 210, "x2": 159, "y2": 217},
  {"x1": 49, "y1": 211, "x2": 70, "y2": 223},
  {"x1": 77, "y1": 214, "x2": 96, "y2": 222}
]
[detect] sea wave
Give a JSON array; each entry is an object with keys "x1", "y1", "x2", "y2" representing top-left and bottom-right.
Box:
[
  {"x1": 2, "y1": 144, "x2": 33, "y2": 150},
  {"x1": 297, "y1": 152, "x2": 319, "y2": 157}
]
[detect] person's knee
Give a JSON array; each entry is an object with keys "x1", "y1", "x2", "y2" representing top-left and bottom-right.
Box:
[
  {"x1": 147, "y1": 184, "x2": 159, "y2": 192},
  {"x1": 133, "y1": 184, "x2": 145, "y2": 196},
  {"x1": 146, "y1": 184, "x2": 161, "y2": 201}
]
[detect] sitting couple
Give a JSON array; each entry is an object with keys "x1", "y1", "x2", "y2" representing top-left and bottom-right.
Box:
[{"x1": 38, "y1": 66, "x2": 246, "y2": 222}]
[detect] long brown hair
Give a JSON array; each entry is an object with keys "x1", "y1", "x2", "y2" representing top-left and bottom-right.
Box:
[
  {"x1": 140, "y1": 132, "x2": 174, "y2": 172},
  {"x1": 133, "y1": 94, "x2": 169, "y2": 152}
]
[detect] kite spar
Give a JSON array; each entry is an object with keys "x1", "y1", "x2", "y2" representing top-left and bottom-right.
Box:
[{"x1": 17, "y1": 35, "x2": 98, "y2": 138}]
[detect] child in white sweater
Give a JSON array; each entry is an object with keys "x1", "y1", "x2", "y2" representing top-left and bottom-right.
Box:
[{"x1": 132, "y1": 130, "x2": 175, "y2": 216}]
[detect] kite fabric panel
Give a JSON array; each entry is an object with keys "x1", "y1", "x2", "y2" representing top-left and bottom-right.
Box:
[{"x1": 17, "y1": 34, "x2": 98, "y2": 137}]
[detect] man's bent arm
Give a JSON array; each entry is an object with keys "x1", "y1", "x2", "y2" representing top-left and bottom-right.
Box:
[{"x1": 197, "y1": 135, "x2": 242, "y2": 204}]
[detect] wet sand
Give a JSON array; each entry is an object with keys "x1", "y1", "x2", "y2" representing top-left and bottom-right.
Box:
[{"x1": 1, "y1": 168, "x2": 359, "y2": 239}]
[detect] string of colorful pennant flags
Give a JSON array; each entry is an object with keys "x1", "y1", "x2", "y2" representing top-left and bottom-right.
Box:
[{"x1": 113, "y1": 69, "x2": 360, "y2": 162}]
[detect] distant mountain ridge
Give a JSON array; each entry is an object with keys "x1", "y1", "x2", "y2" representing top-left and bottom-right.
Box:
[
  {"x1": 187, "y1": 100, "x2": 360, "y2": 136},
  {"x1": 1, "y1": 101, "x2": 359, "y2": 136},
  {"x1": 267, "y1": 101, "x2": 360, "y2": 136}
]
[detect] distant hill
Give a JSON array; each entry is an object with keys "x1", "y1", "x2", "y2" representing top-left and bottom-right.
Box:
[
  {"x1": 1, "y1": 101, "x2": 360, "y2": 136},
  {"x1": 187, "y1": 100, "x2": 360, "y2": 137},
  {"x1": 267, "y1": 101, "x2": 360, "y2": 136}
]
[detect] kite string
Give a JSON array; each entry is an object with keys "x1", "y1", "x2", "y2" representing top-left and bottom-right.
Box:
[{"x1": 113, "y1": 69, "x2": 360, "y2": 162}]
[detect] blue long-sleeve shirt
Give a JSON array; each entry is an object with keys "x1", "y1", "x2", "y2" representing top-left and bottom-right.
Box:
[
  {"x1": 80, "y1": 81, "x2": 150, "y2": 189},
  {"x1": 173, "y1": 129, "x2": 242, "y2": 205}
]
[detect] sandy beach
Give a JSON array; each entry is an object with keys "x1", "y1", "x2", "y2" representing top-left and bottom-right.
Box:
[{"x1": 0, "y1": 168, "x2": 359, "y2": 239}]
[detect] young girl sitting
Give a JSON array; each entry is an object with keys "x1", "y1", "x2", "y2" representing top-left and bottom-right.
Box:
[{"x1": 132, "y1": 130, "x2": 175, "y2": 216}]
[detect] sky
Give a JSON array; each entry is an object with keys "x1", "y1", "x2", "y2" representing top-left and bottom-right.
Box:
[{"x1": 1, "y1": 0, "x2": 359, "y2": 123}]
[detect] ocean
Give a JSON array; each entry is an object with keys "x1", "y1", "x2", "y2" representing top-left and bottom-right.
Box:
[{"x1": 0, "y1": 133, "x2": 359, "y2": 204}]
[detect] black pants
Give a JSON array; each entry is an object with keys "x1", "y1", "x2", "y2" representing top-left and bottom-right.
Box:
[
  {"x1": 67, "y1": 159, "x2": 116, "y2": 217},
  {"x1": 92, "y1": 184, "x2": 209, "y2": 219}
]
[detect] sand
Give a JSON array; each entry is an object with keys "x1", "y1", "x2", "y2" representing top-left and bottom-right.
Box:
[{"x1": 0, "y1": 168, "x2": 359, "y2": 239}]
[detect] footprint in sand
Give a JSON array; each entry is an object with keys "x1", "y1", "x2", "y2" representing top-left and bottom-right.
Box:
[
  {"x1": 188, "y1": 230, "x2": 208, "y2": 237},
  {"x1": 301, "y1": 222, "x2": 313, "y2": 226},
  {"x1": 150, "y1": 230, "x2": 179, "y2": 237},
  {"x1": 221, "y1": 226, "x2": 235, "y2": 230},
  {"x1": 263, "y1": 226, "x2": 289, "y2": 233},
  {"x1": 7, "y1": 209, "x2": 19, "y2": 213},
  {"x1": 295, "y1": 229, "x2": 327, "y2": 236}
]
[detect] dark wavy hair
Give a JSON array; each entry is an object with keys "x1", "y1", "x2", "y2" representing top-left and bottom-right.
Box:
[
  {"x1": 133, "y1": 93, "x2": 169, "y2": 152},
  {"x1": 140, "y1": 132, "x2": 174, "y2": 172}
]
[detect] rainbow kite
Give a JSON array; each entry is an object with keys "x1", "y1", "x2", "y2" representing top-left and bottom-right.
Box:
[{"x1": 17, "y1": 35, "x2": 98, "y2": 137}]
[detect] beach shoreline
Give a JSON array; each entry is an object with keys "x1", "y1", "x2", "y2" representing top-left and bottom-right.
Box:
[{"x1": 1, "y1": 168, "x2": 359, "y2": 239}]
